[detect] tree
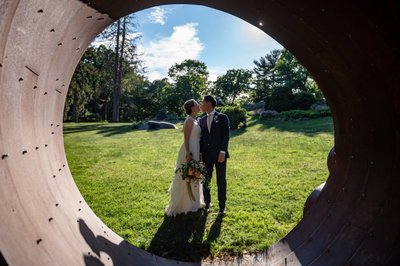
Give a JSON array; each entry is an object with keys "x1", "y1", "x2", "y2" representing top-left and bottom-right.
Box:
[
  {"x1": 212, "y1": 69, "x2": 253, "y2": 105},
  {"x1": 252, "y1": 49, "x2": 281, "y2": 105},
  {"x1": 64, "y1": 47, "x2": 100, "y2": 122},
  {"x1": 164, "y1": 59, "x2": 209, "y2": 114},
  {"x1": 252, "y1": 49, "x2": 321, "y2": 110},
  {"x1": 101, "y1": 14, "x2": 141, "y2": 122},
  {"x1": 91, "y1": 45, "x2": 116, "y2": 121}
]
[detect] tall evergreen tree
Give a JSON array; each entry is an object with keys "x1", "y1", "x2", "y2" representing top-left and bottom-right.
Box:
[
  {"x1": 101, "y1": 14, "x2": 141, "y2": 122},
  {"x1": 252, "y1": 49, "x2": 281, "y2": 105}
]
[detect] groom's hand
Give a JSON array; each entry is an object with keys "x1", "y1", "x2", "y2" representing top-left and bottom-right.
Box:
[{"x1": 218, "y1": 151, "x2": 226, "y2": 163}]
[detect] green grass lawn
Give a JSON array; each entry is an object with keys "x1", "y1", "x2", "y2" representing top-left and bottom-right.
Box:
[{"x1": 63, "y1": 116, "x2": 334, "y2": 262}]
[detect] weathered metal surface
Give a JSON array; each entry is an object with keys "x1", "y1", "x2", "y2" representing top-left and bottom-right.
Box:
[{"x1": 0, "y1": 0, "x2": 399, "y2": 265}]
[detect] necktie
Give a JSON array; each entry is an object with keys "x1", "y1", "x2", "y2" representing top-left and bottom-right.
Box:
[{"x1": 207, "y1": 114, "x2": 212, "y2": 133}]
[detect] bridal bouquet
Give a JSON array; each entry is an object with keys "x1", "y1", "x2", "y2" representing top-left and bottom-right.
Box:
[{"x1": 175, "y1": 159, "x2": 210, "y2": 201}]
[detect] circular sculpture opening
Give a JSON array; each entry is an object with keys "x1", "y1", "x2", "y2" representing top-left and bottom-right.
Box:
[{"x1": 0, "y1": 1, "x2": 398, "y2": 265}]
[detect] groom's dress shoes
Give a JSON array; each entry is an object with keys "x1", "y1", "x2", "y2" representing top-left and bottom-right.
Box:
[{"x1": 219, "y1": 208, "x2": 225, "y2": 216}]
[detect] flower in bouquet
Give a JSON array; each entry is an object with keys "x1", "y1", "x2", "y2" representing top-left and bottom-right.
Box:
[{"x1": 175, "y1": 159, "x2": 210, "y2": 201}]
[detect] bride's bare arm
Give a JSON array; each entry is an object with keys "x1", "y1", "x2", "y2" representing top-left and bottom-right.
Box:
[{"x1": 183, "y1": 118, "x2": 194, "y2": 161}]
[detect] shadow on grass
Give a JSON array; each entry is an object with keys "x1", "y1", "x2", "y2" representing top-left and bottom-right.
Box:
[
  {"x1": 245, "y1": 116, "x2": 334, "y2": 137},
  {"x1": 63, "y1": 123, "x2": 135, "y2": 137},
  {"x1": 147, "y1": 210, "x2": 224, "y2": 262},
  {"x1": 229, "y1": 127, "x2": 247, "y2": 138}
]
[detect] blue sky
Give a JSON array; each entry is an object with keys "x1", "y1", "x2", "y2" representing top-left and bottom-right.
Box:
[{"x1": 128, "y1": 5, "x2": 282, "y2": 81}]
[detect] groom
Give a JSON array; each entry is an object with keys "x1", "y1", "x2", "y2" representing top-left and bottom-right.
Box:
[{"x1": 199, "y1": 95, "x2": 230, "y2": 215}]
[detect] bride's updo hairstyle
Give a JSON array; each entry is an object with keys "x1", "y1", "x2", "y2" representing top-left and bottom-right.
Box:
[{"x1": 183, "y1": 99, "x2": 196, "y2": 115}]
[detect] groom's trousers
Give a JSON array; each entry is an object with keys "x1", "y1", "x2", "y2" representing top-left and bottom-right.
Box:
[{"x1": 204, "y1": 160, "x2": 227, "y2": 210}]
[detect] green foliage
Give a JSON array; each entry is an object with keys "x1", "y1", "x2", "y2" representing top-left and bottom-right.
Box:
[
  {"x1": 270, "y1": 86, "x2": 295, "y2": 112},
  {"x1": 66, "y1": 46, "x2": 327, "y2": 124},
  {"x1": 252, "y1": 49, "x2": 322, "y2": 110},
  {"x1": 217, "y1": 105, "x2": 247, "y2": 129},
  {"x1": 175, "y1": 159, "x2": 211, "y2": 189},
  {"x1": 212, "y1": 69, "x2": 253, "y2": 105},
  {"x1": 252, "y1": 49, "x2": 281, "y2": 104},
  {"x1": 64, "y1": 116, "x2": 333, "y2": 261},
  {"x1": 163, "y1": 59, "x2": 209, "y2": 114},
  {"x1": 294, "y1": 91, "x2": 316, "y2": 110},
  {"x1": 277, "y1": 109, "x2": 331, "y2": 120},
  {"x1": 65, "y1": 45, "x2": 115, "y2": 122}
]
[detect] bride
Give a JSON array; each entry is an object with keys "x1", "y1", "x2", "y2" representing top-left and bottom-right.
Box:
[{"x1": 165, "y1": 99, "x2": 205, "y2": 216}]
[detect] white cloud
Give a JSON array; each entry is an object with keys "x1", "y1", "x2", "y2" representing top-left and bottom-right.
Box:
[
  {"x1": 149, "y1": 7, "x2": 168, "y2": 25},
  {"x1": 139, "y1": 23, "x2": 204, "y2": 81},
  {"x1": 208, "y1": 66, "x2": 226, "y2": 82},
  {"x1": 91, "y1": 37, "x2": 112, "y2": 48}
]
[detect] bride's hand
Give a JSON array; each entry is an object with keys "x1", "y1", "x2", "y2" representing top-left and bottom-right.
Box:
[{"x1": 186, "y1": 153, "x2": 192, "y2": 162}]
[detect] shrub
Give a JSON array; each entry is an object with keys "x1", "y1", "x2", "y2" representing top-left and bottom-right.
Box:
[
  {"x1": 279, "y1": 109, "x2": 331, "y2": 120},
  {"x1": 217, "y1": 105, "x2": 247, "y2": 129},
  {"x1": 261, "y1": 110, "x2": 279, "y2": 118},
  {"x1": 294, "y1": 91, "x2": 316, "y2": 110},
  {"x1": 270, "y1": 86, "x2": 296, "y2": 111}
]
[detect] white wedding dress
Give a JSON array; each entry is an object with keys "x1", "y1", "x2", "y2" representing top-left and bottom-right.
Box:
[{"x1": 165, "y1": 116, "x2": 205, "y2": 216}]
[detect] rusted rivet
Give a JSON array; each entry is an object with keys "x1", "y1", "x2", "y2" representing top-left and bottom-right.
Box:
[
  {"x1": 37, "y1": 9, "x2": 43, "y2": 13},
  {"x1": 58, "y1": 43, "x2": 62, "y2": 46},
  {"x1": 50, "y1": 29, "x2": 55, "y2": 32},
  {"x1": 18, "y1": 77, "x2": 23, "y2": 81},
  {"x1": 55, "y1": 203, "x2": 59, "y2": 207},
  {"x1": 36, "y1": 239, "x2": 42, "y2": 244},
  {"x1": 22, "y1": 150, "x2": 27, "y2": 155},
  {"x1": 33, "y1": 85, "x2": 37, "y2": 89},
  {"x1": 1, "y1": 154, "x2": 8, "y2": 159},
  {"x1": 44, "y1": 92, "x2": 47, "y2": 95},
  {"x1": 48, "y1": 217, "x2": 53, "y2": 222}
]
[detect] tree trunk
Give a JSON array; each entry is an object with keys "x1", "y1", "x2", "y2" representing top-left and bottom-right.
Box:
[
  {"x1": 104, "y1": 101, "x2": 107, "y2": 121},
  {"x1": 113, "y1": 17, "x2": 127, "y2": 122},
  {"x1": 72, "y1": 86, "x2": 79, "y2": 122},
  {"x1": 118, "y1": 17, "x2": 126, "y2": 91},
  {"x1": 112, "y1": 20, "x2": 121, "y2": 122}
]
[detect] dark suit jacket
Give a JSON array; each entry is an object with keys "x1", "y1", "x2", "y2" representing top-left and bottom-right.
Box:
[{"x1": 199, "y1": 111, "x2": 230, "y2": 163}]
